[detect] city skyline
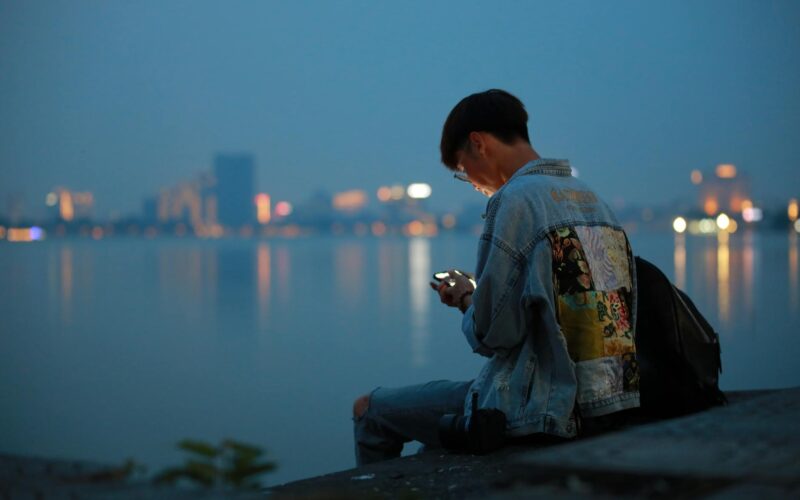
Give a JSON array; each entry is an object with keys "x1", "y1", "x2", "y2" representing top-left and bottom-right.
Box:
[
  {"x1": 3, "y1": 148, "x2": 799, "y2": 242},
  {"x1": 2, "y1": 148, "x2": 796, "y2": 226}
]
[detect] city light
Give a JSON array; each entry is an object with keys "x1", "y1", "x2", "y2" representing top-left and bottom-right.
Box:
[
  {"x1": 376, "y1": 186, "x2": 392, "y2": 202},
  {"x1": 390, "y1": 185, "x2": 405, "y2": 200},
  {"x1": 715, "y1": 164, "x2": 737, "y2": 179},
  {"x1": 795, "y1": 219, "x2": 800, "y2": 234},
  {"x1": 274, "y1": 201, "x2": 293, "y2": 217},
  {"x1": 742, "y1": 207, "x2": 763, "y2": 223},
  {"x1": 690, "y1": 170, "x2": 703, "y2": 185},
  {"x1": 0, "y1": 226, "x2": 5, "y2": 239},
  {"x1": 730, "y1": 196, "x2": 745, "y2": 213},
  {"x1": 699, "y1": 218, "x2": 716, "y2": 234},
  {"x1": 703, "y1": 197, "x2": 718, "y2": 216},
  {"x1": 716, "y1": 213, "x2": 730, "y2": 231},
  {"x1": 333, "y1": 190, "x2": 367, "y2": 211},
  {"x1": 741, "y1": 199, "x2": 753, "y2": 211},
  {"x1": 405, "y1": 220, "x2": 425, "y2": 236},
  {"x1": 74, "y1": 192, "x2": 94, "y2": 205},
  {"x1": 789, "y1": 199, "x2": 799, "y2": 221},
  {"x1": 60, "y1": 191, "x2": 74, "y2": 221},
  {"x1": 442, "y1": 214, "x2": 456, "y2": 229},
  {"x1": 255, "y1": 193, "x2": 271, "y2": 224},
  {"x1": 672, "y1": 217, "x2": 687, "y2": 234},
  {"x1": 571, "y1": 167, "x2": 580, "y2": 178},
  {"x1": 371, "y1": 221, "x2": 387, "y2": 236},
  {"x1": 406, "y1": 183, "x2": 432, "y2": 199},
  {"x1": 45, "y1": 192, "x2": 58, "y2": 207},
  {"x1": 7, "y1": 227, "x2": 45, "y2": 242}
]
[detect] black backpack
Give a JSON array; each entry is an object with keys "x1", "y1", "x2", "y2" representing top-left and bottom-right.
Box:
[{"x1": 634, "y1": 256, "x2": 727, "y2": 417}]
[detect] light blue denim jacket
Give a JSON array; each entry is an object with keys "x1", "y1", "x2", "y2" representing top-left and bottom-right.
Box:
[{"x1": 462, "y1": 159, "x2": 640, "y2": 439}]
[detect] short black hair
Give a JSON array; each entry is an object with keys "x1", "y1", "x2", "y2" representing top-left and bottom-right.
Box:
[{"x1": 440, "y1": 89, "x2": 530, "y2": 170}]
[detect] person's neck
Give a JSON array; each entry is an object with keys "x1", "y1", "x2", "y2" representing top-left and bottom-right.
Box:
[{"x1": 494, "y1": 144, "x2": 540, "y2": 186}]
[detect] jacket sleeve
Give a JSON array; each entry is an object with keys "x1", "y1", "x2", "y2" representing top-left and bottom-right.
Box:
[
  {"x1": 461, "y1": 240, "x2": 523, "y2": 358},
  {"x1": 461, "y1": 238, "x2": 554, "y2": 358}
]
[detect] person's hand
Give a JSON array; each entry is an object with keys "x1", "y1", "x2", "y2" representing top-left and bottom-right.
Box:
[{"x1": 429, "y1": 270, "x2": 475, "y2": 313}]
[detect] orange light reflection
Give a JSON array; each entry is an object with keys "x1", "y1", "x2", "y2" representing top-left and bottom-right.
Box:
[
  {"x1": 717, "y1": 231, "x2": 730, "y2": 326},
  {"x1": 257, "y1": 243, "x2": 271, "y2": 328},
  {"x1": 743, "y1": 230, "x2": 755, "y2": 318},
  {"x1": 61, "y1": 246, "x2": 73, "y2": 324},
  {"x1": 674, "y1": 233, "x2": 686, "y2": 291},
  {"x1": 790, "y1": 233, "x2": 798, "y2": 314}
]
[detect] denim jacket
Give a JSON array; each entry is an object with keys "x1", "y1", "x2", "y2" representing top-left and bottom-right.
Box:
[{"x1": 462, "y1": 159, "x2": 640, "y2": 439}]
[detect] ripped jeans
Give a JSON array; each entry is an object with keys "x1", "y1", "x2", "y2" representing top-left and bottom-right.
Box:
[{"x1": 353, "y1": 379, "x2": 473, "y2": 466}]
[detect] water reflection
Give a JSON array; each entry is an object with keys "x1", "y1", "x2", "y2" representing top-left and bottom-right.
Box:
[
  {"x1": 216, "y1": 247, "x2": 256, "y2": 335},
  {"x1": 704, "y1": 238, "x2": 716, "y2": 308},
  {"x1": 276, "y1": 246, "x2": 291, "y2": 305},
  {"x1": 674, "y1": 233, "x2": 686, "y2": 291},
  {"x1": 60, "y1": 246, "x2": 73, "y2": 324},
  {"x1": 743, "y1": 231, "x2": 755, "y2": 319},
  {"x1": 257, "y1": 243, "x2": 271, "y2": 329},
  {"x1": 408, "y1": 238, "x2": 431, "y2": 367},
  {"x1": 335, "y1": 243, "x2": 364, "y2": 309},
  {"x1": 158, "y1": 249, "x2": 170, "y2": 302},
  {"x1": 206, "y1": 247, "x2": 218, "y2": 306},
  {"x1": 717, "y1": 231, "x2": 730, "y2": 326},
  {"x1": 184, "y1": 249, "x2": 204, "y2": 324},
  {"x1": 378, "y1": 241, "x2": 402, "y2": 309},
  {"x1": 187, "y1": 249, "x2": 203, "y2": 302},
  {"x1": 790, "y1": 233, "x2": 798, "y2": 313}
]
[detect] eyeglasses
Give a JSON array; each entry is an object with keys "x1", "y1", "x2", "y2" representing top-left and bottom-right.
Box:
[{"x1": 453, "y1": 170, "x2": 470, "y2": 183}]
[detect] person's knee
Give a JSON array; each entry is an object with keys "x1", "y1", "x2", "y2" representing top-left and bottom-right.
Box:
[{"x1": 353, "y1": 394, "x2": 370, "y2": 419}]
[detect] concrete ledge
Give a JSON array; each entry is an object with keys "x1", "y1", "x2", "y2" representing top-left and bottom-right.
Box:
[{"x1": 270, "y1": 388, "x2": 800, "y2": 499}]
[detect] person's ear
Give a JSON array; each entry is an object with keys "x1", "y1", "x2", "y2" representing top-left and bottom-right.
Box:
[{"x1": 468, "y1": 131, "x2": 488, "y2": 158}]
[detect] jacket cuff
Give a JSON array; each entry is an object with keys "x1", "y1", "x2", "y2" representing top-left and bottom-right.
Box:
[{"x1": 461, "y1": 306, "x2": 493, "y2": 357}]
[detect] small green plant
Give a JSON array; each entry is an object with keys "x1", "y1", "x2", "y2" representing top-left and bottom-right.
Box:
[{"x1": 154, "y1": 438, "x2": 277, "y2": 490}]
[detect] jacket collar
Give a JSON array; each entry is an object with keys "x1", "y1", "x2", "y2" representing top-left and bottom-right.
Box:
[{"x1": 510, "y1": 158, "x2": 572, "y2": 181}]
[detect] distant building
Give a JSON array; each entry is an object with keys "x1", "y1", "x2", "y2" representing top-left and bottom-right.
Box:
[
  {"x1": 46, "y1": 188, "x2": 94, "y2": 222},
  {"x1": 148, "y1": 171, "x2": 218, "y2": 234},
  {"x1": 696, "y1": 164, "x2": 752, "y2": 216},
  {"x1": 168, "y1": 182, "x2": 201, "y2": 226},
  {"x1": 142, "y1": 196, "x2": 159, "y2": 225},
  {"x1": 213, "y1": 153, "x2": 255, "y2": 228},
  {"x1": 198, "y1": 172, "x2": 218, "y2": 228}
]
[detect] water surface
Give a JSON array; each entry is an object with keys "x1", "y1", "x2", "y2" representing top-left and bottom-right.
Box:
[{"x1": 1, "y1": 232, "x2": 798, "y2": 485}]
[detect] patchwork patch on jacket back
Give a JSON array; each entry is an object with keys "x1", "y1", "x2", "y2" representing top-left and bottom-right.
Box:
[{"x1": 548, "y1": 225, "x2": 640, "y2": 400}]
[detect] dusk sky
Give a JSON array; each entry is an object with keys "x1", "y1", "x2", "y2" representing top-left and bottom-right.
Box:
[{"x1": 1, "y1": 0, "x2": 798, "y2": 218}]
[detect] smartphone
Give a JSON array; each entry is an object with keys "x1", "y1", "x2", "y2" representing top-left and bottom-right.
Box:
[
  {"x1": 433, "y1": 271, "x2": 452, "y2": 282},
  {"x1": 432, "y1": 270, "x2": 477, "y2": 289}
]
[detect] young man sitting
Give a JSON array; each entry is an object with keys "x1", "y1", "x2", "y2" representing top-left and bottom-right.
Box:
[{"x1": 353, "y1": 89, "x2": 640, "y2": 464}]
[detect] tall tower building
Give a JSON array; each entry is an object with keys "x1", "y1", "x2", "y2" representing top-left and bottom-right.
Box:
[{"x1": 213, "y1": 153, "x2": 255, "y2": 228}]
